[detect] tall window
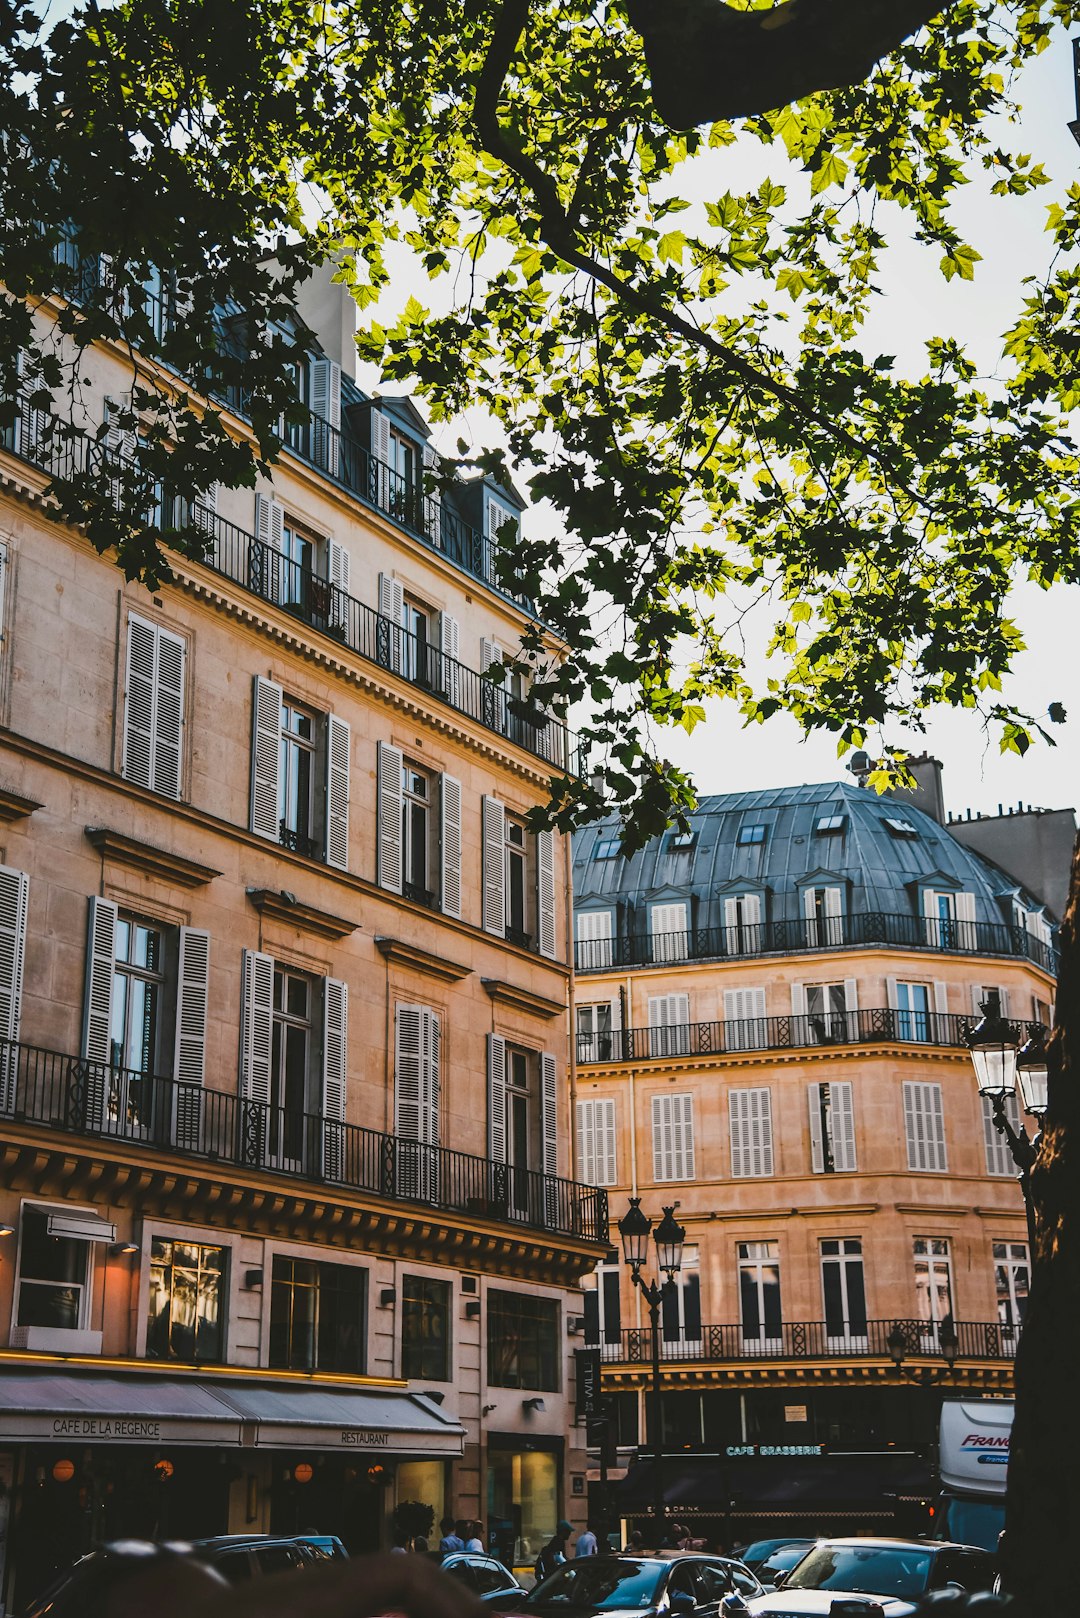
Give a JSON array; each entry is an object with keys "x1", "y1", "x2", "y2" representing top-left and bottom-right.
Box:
[
  {"x1": 269, "y1": 1257, "x2": 366, "y2": 1373},
  {"x1": 146, "y1": 1238, "x2": 225, "y2": 1362},
  {"x1": 903, "y1": 1081, "x2": 948, "y2": 1172},
  {"x1": 895, "y1": 981, "x2": 931, "y2": 1041},
  {"x1": 505, "y1": 814, "x2": 529, "y2": 947},
  {"x1": 982, "y1": 1092, "x2": 1023, "y2": 1176},
  {"x1": 14, "y1": 1208, "x2": 91, "y2": 1332},
  {"x1": 506, "y1": 1045, "x2": 536, "y2": 1214},
  {"x1": 821, "y1": 1238, "x2": 867, "y2": 1342},
  {"x1": 722, "y1": 893, "x2": 761, "y2": 956},
  {"x1": 806, "y1": 982, "x2": 847, "y2": 1042},
  {"x1": 575, "y1": 911, "x2": 614, "y2": 971},
  {"x1": 270, "y1": 969, "x2": 312, "y2": 1171},
  {"x1": 577, "y1": 1001, "x2": 616, "y2": 1062},
  {"x1": 648, "y1": 993, "x2": 690, "y2": 1057},
  {"x1": 402, "y1": 761, "x2": 435, "y2": 906},
  {"x1": 251, "y1": 676, "x2": 350, "y2": 871},
  {"x1": 804, "y1": 886, "x2": 843, "y2": 947},
  {"x1": 993, "y1": 1240, "x2": 1029, "y2": 1330},
  {"x1": 661, "y1": 1246, "x2": 701, "y2": 1346},
  {"x1": 401, "y1": 1274, "x2": 451, "y2": 1380},
  {"x1": 107, "y1": 916, "x2": 164, "y2": 1136},
  {"x1": 808, "y1": 1081, "x2": 857, "y2": 1173},
  {"x1": 279, "y1": 697, "x2": 317, "y2": 855},
  {"x1": 487, "y1": 1290, "x2": 560, "y2": 1389},
  {"x1": 280, "y1": 519, "x2": 316, "y2": 607},
  {"x1": 738, "y1": 1241, "x2": 782, "y2": 1345},
  {"x1": 650, "y1": 901, "x2": 688, "y2": 964},
  {"x1": 122, "y1": 614, "x2": 186, "y2": 800},
  {"x1": 584, "y1": 1262, "x2": 622, "y2": 1346},
  {"x1": 913, "y1": 1236, "x2": 953, "y2": 1329},
  {"x1": 388, "y1": 429, "x2": 419, "y2": 520},
  {"x1": 402, "y1": 596, "x2": 433, "y2": 685}
]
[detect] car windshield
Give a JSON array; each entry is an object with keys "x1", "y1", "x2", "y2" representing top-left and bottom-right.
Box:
[
  {"x1": 761, "y1": 1546, "x2": 813, "y2": 1574},
  {"x1": 528, "y1": 1560, "x2": 663, "y2": 1609},
  {"x1": 785, "y1": 1545, "x2": 934, "y2": 1600}
]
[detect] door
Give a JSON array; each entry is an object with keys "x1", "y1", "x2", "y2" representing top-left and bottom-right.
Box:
[{"x1": 821, "y1": 1238, "x2": 868, "y2": 1348}]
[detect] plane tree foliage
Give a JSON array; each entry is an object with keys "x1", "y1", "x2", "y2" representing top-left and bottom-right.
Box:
[{"x1": 3, "y1": 1, "x2": 1080, "y2": 843}]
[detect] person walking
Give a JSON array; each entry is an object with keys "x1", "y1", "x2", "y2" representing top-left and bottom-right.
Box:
[
  {"x1": 438, "y1": 1519, "x2": 464, "y2": 1556},
  {"x1": 464, "y1": 1522, "x2": 485, "y2": 1553},
  {"x1": 574, "y1": 1522, "x2": 599, "y2": 1557},
  {"x1": 535, "y1": 1521, "x2": 573, "y2": 1582}
]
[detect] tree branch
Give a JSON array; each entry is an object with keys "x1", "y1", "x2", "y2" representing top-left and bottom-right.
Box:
[{"x1": 626, "y1": 0, "x2": 951, "y2": 129}]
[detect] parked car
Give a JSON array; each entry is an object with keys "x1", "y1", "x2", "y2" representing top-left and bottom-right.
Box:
[
  {"x1": 188, "y1": 1533, "x2": 328, "y2": 1580},
  {"x1": 748, "y1": 1543, "x2": 819, "y2": 1591},
  {"x1": 512, "y1": 1554, "x2": 766, "y2": 1618},
  {"x1": 745, "y1": 1537, "x2": 996, "y2": 1618},
  {"x1": 440, "y1": 1550, "x2": 530, "y2": 1608},
  {"x1": 740, "y1": 1540, "x2": 817, "y2": 1579},
  {"x1": 20, "y1": 1541, "x2": 227, "y2": 1617}
]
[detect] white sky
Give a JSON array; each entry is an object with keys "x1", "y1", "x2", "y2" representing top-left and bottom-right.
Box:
[{"x1": 352, "y1": 22, "x2": 1080, "y2": 822}]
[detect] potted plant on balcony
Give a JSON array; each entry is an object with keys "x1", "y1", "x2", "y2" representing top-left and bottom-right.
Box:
[{"x1": 506, "y1": 694, "x2": 551, "y2": 730}]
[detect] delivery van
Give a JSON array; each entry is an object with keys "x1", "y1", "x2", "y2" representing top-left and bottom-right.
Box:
[{"x1": 936, "y1": 1397, "x2": 1013, "y2": 1550}]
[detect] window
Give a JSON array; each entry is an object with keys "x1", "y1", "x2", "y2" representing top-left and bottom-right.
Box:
[
  {"x1": 722, "y1": 892, "x2": 761, "y2": 955},
  {"x1": 268, "y1": 968, "x2": 312, "y2": 1171},
  {"x1": 481, "y1": 796, "x2": 556, "y2": 957},
  {"x1": 808, "y1": 1081, "x2": 857, "y2": 1173},
  {"x1": 884, "y1": 816, "x2": 918, "y2": 838},
  {"x1": 487, "y1": 1290, "x2": 560, "y2": 1388},
  {"x1": 993, "y1": 1240, "x2": 1029, "y2": 1330},
  {"x1": 388, "y1": 428, "x2": 420, "y2": 522},
  {"x1": 737, "y1": 823, "x2": 766, "y2": 845},
  {"x1": 982, "y1": 1091, "x2": 1023, "y2": 1176},
  {"x1": 666, "y1": 829, "x2": 695, "y2": 851},
  {"x1": 730, "y1": 1087, "x2": 774, "y2": 1177},
  {"x1": 594, "y1": 836, "x2": 620, "y2": 860},
  {"x1": 279, "y1": 517, "x2": 316, "y2": 609},
  {"x1": 377, "y1": 743, "x2": 462, "y2": 917},
  {"x1": 401, "y1": 1274, "x2": 451, "y2": 1380},
  {"x1": 0, "y1": 863, "x2": 30, "y2": 1117},
  {"x1": 486, "y1": 1036, "x2": 558, "y2": 1216},
  {"x1": 584, "y1": 1261, "x2": 622, "y2": 1346},
  {"x1": 649, "y1": 901, "x2": 688, "y2": 964},
  {"x1": 894, "y1": 980, "x2": 931, "y2": 1041},
  {"x1": 803, "y1": 981, "x2": 850, "y2": 1043},
  {"x1": 251, "y1": 676, "x2": 350, "y2": 870},
  {"x1": 647, "y1": 993, "x2": 690, "y2": 1057},
  {"x1": 505, "y1": 813, "x2": 530, "y2": 946},
  {"x1": 738, "y1": 1240, "x2": 782, "y2": 1344},
  {"x1": 577, "y1": 1001, "x2": 618, "y2": 1062},
  {"x1": 820, "y1": 1238, "x2": 867, "y2": 1342},
  {"x1": 803, "y1": 885, "x2": 843, "y2": 948},
  {"x1": 576, "y1": 910, "x2": 614, "y2": 970},
  {"x1": 651, "y1": 1092, "x2": 694, "y2": 1181},
  {"x1": 122, "y1": 613, "x2": 186, "y2": 799},
  {"x1": 394, "y1": 1003, "x2": 441, "y2": 1200},
  {"x1": 661, "y1": 1246, "x2": 701, "y2": 1346},
  {"x1": 903, "y1": 1081, "x2": 948, "y2": 1171},
  {"x1": 576, "y1": 1097, "x2": 617, "y2": 1185},
  {"x1": 269, "y1": 1256, "x2": 366, "y2": 1373},
  {"x1": 402, "y1": 595, "x2": 434, "y2": 686},
  {"x1": 723, "y1": 986, "x2": 767, "y2": 1050},
  {"x1": 15, "y1": 1207, "x2": 91, "y2": 1331},
  {"x1": 922, "y1": 888, "x2": 975, "y2": 950},
  {"x1": 107, "y1": 915, "x2": 165, "y2": 1134},
  {"x1": 913, "y1": 1237, "x2": 953, "y2": 1330},
  {"x1": 146, "y1": 1238, "x2": 225, "y2": 1362},
  {"x1": 815, "y1": 814, "x2": 846, "y2": 834},
  {"x1": 1033, "y1": 995, "x2": 1052, "y2": 1029}
]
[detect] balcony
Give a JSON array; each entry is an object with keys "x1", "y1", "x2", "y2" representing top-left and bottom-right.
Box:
[
  {"x1": 575, "y1": 1005, "x2": 1029, "y2": 1064},
  {"x1": 589, "y1": 1317, "x2": 1022, "y2": 1366},
  {"x1": 0, "y1": 1036, "x2": 608, "y2": 1244},
  {"x1": 575, "y1": 911, "x2": 1057, "y2": 976},
  {"x1": 0, "y1": 392, "x2": 581, "y2": 775}
]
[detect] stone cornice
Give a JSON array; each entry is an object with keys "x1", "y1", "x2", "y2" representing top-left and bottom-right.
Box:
[
  {"x1": 482, "y1": 978, "x2": 565, "y2": 1018},
  {"x1": 0, "y1": 785, "x2": 43, "y2": 823},
  {"x1": 247, "y1": 887, "x2": 359, "y2": 941},
  {"x1": 86, "y1": 826, "x2": 222, "y2": 888},
  {"x1": 375, "y1": 936, "x2": 472, "y2": 983}
]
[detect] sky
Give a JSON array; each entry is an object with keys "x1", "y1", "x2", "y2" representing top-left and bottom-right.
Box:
[{"x1": 351, "y1": 20, "x2": 1080, "y2": 825}]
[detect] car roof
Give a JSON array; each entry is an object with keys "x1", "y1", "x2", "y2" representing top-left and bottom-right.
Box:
[{"x1": 805, "y1": 1538, "x2": 970, "y2": 1552}]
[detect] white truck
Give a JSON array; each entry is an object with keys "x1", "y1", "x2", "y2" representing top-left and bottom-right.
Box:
[{"x1": 936, "y1": 1397, "x2": 1014, "y2": 1551}]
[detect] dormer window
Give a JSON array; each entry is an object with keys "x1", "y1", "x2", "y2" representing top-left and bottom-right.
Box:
[
  {"x1": 815, "y1": 814, "x2": 846, "y2": 834},
  {"x1": 884, "y1": 816, "x2": 918, "y2": 839},
  {"x1": 738, "y1": 824, "x2": 767, "y2": 846},
  {"x1": 594, "y1": 837, "x2": 621, "y2": 860},
  {"x1": 666, "y1": 829, "x2": 695, "y2": 851}
]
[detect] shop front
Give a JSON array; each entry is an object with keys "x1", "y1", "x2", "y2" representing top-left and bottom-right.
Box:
[{"x1": 486, "y1": 1432, "x2": 563, "y2": 1570}]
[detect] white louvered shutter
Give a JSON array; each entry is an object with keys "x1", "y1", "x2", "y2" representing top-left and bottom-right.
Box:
[
  {"x1": 0, "y1": 866, "x2": 30, "y2": 1114},
  {"x1": 325, "y1": 714, "x2": 350, "y2": 871},
  {"x1": 576, "y1": 909, "x2": 614, "y2": 970},
  {"x1": 376, "y1": 740, "x2": 404, "y2": 892},
  {"x1": 439, "y1": 773, "x2": 463, "y2": 918},
  {"x1": 239, "y1": 950, "x2": 274, "y2": 1168},
  {"x1": 487, "y1": 1032, "x2": 507, "y2": 1163},
  {"x1": 378, "y1": 572, "x2": 405, "y2": 674},
  {"x1": 537, "y1": 829, "x2": 556, "y2": 959},
  {"x1": 149, "y1": 624, "x2": 185, "y2": 799},
  {"x1": 731, "y1": 1087, "x2": 773, "y2": 1177},
  {"x1": 122, "y1": 615, "x2": 166, "y2": 793},
  {"x1": 541, "y1": 1051, "x2": 558, "y2": 1177},
  {"x1": 82, "y1": 896, "x2": 117, "y2": 1129},
  {"x1": 791, "y1": 982, "x2": 807, "y2": 1017},
  {"x1": 724, "y1": 985, "x2": 766, "y2": 1050},
  {"x1": 723, "y1": 896, "x2": 739, "y2": 935},
  {"x1": 423, "y1": 441, "x2": 442, "y2": 548},
  {"x1": 192, "y1": 480, "x2": 218, "y2": 538},
  {"x1": 844, "y1": 978, "x2": 859, "y2": 1010},
  {"x1": 955, "y1": 889, "x2": 977, "y2": 950},
  {"x1": 808, "y1": 1084, "x2": 826, "y2": 1173},
  {"x1": 648, "y1": 993, "x2": 690, "y2": 1057},
  {"x1": 371, "y1": 408, "x2": 392, "y2": 508},
  {"x1": 395, "y1": 1003, "x2": 423, "y2": 1140},
  {"x1": 832, "y1": 1081, "x2": 856, "y2": 1171},
  {"x1": 322, "y1": 976, "x2": 348, "y2": 1179},
  {"x1": 482, "y1": 795, "x2": 506, "y2": 935},
  {"x1": 933, "y1": 982, "x2": 950, "y2": 1016},
  {"x1": 327, "y1": 538, "x2": 351, "y2": 595},
  {"x1": 439, "y1": 610, "x2": 460, "y2": 707},
  {"x1": 250, "y1": 675, "x2": 283, "y2": 841},
  {"x1": 0, "y1": 541, "x2": 7, "y2": 647},
  {"x1": 802, "y1": 884, "x2": 819, "y2": 945},
  {"x1": 105, "y1": 395, "x2": 136, "y2": 508},
  {"x1": 255, "y1": 493, "x2": 285, "y2": 550},
  {"x1": 741, "y1": 892, "x2": 762, "y2": 928},
  {"x1": 480, "y1": 636, "x2": 506, "y2": 733},
  {"x1": 903, "y1": 1081, "x2": 947, "y2": 1172},
  {"x1": 652, "y1": 1092, "x2": 694, "y2": 1181},
  {"x1": 982, "y1": 1092, "x2": 1021, "y2": 1176},
  {"x1": 577, "y1": 1098, "x2": 617, "y2": 1187},
  {"x1": 310, "y1": 357, "x2": 342, "y2": 473},
  {"x1": 577, "y1": 1100, "x2": 598, "y2": 1185},
  {"x1": 173, "y1": 927, "x2": 210, "y2": 1150},
  {"x1": 823, "y1": 884, "x2": 843, "y2": 945}
]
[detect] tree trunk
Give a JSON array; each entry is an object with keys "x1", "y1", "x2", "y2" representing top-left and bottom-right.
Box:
[{"x1": 1003, "y1": 832, "x2": 1080, "y2": 1603}]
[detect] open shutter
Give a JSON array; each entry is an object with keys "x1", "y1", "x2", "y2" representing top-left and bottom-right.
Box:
[
  {"x1": 541, "y1": 1050, "x2": 559, "y2": 1221},
  {"x1": 482, "y1": 795, "x2": 506, "y2": 936},
  {"x1": 378, "y1": 572, "x2": 405, "y2": 675},
  {"x1": 423, "y1": 441, "x2": 442, "y2": 548},
  {"x1": 933, "y1": 982, "x2": 950, "y2": 1025},
  {"x1": 0, "y1": 867, "x2": 30, "y2": 1114},
  {"x1": 82, "y1": 896, "x2": 117, "y2": 1130},
  {"x1": 173, "y1": 927, "x2": 210, "y2": 1150},
  {"x1": 480, "y1": 636, "x2": 506, "y2": 732},
  {"x1": 652, "y1": 1094, "x2": 670, "y2": 1180},
  {"x1": 808, "y1": 1083, "x2": 826, "y2": 1173},
  {"x1": 310, "y1": 357, "x2": 342, "y2": 473},
  {"x1": 577, "y1": 1101, "x2": 597, "y2": 1186},
  {"x1": 723, "y1": 896, "x2": 739, "y2": 934},
  {"x1": 152, "y1": 625, "x2": 185, "y2": 799},
  {"x1": 105, "y1": 395, "x2": 136, "y2": 508},
  {"x1": 439, "y1": 610, "x2": 460, "y2": 707},
  {"x1": 741, "y1": 892, "x2": 762, "y2": 932},
  {"x1": 371, "y1": 407, "x2": 392, "y2": 508},
  {"x1": 325, "y1": 714, "x2": 350, "y2": 871},
  {"x1": 487, "y1": 1033, "x2": 507, "y2": 1163},
  {"x1": 597, "y1": 1098, "x2": 617, "y2": 1184},
  {"x1": 676, "y1": 1094, "x2": 695, "y2": 1178},
  {"x1": 439, "y1": 772, "x2": 463, "y2": 918},
  {"x1": 791, "y1": 982, "x2": 807, "y2": 1018},
  {"x1": 844, "y1": 977, "x2": 859, "y2": 1011},
  {"x1": 255, "y1": 493, "x2": 284, "y2": 550},
  {"x1": 250, "y1": 675, "x2": 283, "y2": 841},
  {"x1": 327, "y1": 538, "x2": 351, "y2": 595},
  {"x1": 322, "y1": 976, "x2": 348, "y2": 1180},
  {"x1": 0, "y1": 541, "x2": 7, "y2": 647},
  {"x1": 239, "y1": 949, "x2": 273, "y2": 1166},
  {"x1": 752, "y1": 1088, "x2": 773, "y2": 1175},
  {"x1": 376, "y1": 740, "x2": 403, "y2": 891},
  {"x1": 955, "y1": 889, "x2": 977, "y2": 950},
  {"x1": 122, "y1": 615, "x2": 157, "y2": 790},
  {"x1": 192, "y1": 480, "x2": 218, "y2": 534},
  {"x1": 832, "y1": 1080, "x2": 857, "y2": 1171},
  {"x1": 394, "y1": 1004, "x2": 422, "y2": 1139},
  {"x1": 536, "y1": 828, "x2": 556, "y2": 959}
]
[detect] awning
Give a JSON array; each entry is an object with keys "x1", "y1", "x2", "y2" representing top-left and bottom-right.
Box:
[
  {"x1": 0, "y1": 1369, "x2": 465, "y2": 1455},
  {"x1": 615, "y1": 1454, "x2": 934, "y2": 1518}
]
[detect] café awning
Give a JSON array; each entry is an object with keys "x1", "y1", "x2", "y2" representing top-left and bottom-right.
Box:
[{"x1": 0, "y1": 1369, "x2": 464, "y2": 1455}]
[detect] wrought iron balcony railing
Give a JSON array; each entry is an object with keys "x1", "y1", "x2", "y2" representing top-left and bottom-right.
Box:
[
  {"x1": 575, "y1": 911, "x2": 1057, "y2": 976},
  {"x1": 0, "y1": 1036, "x2": 608, "y2": 1244},
  {"x1": 575, "y1": 1005, "x2": 1045, "y2": 1064},
  {"x1": 588, "y1": 1316, "x2": 1022, "y2": 1365}
]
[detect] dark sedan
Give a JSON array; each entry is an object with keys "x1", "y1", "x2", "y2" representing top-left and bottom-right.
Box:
[
  {"x1": 441, "y1": 1551, "x2": 530, "y2": 1609},
  {"x1": 515, "y1": 1555, "x2": 764, "y2": 1618}
]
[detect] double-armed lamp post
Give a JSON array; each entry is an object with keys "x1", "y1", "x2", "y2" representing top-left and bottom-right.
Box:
[
  {"x1": 617, "y1": 1197, "x2": 686, "y2": 1545},
  {"x1": 964, "y1": 990, "x2": 1050, "y2": 1257}
]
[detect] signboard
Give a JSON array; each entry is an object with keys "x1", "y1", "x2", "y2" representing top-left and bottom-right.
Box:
[
  {"x1": 575, "y1": 1348, "x2": 603, "y2": 1421},
  {"x1": 0, "y1": 1413, "x2": 241, "y2": 1446},
  {"x1": 725, "y1": 1443, "x2": 826, "y2": 1457},
  {"x1": 784, "y1": 1405, "x2": 808, "y2": 1423}
]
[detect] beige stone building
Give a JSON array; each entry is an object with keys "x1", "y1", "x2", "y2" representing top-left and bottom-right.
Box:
[
  {"x1": 571, "y1": 783, "x2": 1059, "y2": 1542},
  {"x1": 0, "y1": 264, "x2": 605, "y2": 1607}
]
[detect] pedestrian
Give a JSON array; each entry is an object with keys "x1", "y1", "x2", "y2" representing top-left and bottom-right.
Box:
[
  {"x1": 624, "y1": 1528, "x2": 644, "y2": 1554},
  {"x1": 535, "y1": 1520, "x2": 573, "y2": 1582},
  {"x1": 574, "y1": 1521, "x2": 599, "y2": 1557},
  {"x1": 390, "y1": 1531, "x2": 409, "y2": 1556},
  {"x1": 439, "y1": 1518, "x2": 464, "y2": 1556},
  {"x1": 464, "y1": 1521, "x2": 485, "y2": 1553},
  {"x1": 412, "y1": 1536, "x2": 430, "y2": 1555}
]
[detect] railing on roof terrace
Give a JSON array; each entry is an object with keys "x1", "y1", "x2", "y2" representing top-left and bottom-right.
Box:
[
  {"x1": 575, "y1": 912, "x2": 1057, "y2": 975},
  {"x1": 588, "y1": 1317, "x2": 1021, "y2": 1365},
  {"x1": 576, "y1": 1005, "x2": 1048, "y2": 1063},
  {"x1": 0, "y1": 1035, "x2": 609, "y2": 1244},
  {"x1": 0, "y1": 393, "x2": 580, "y2": 775}
]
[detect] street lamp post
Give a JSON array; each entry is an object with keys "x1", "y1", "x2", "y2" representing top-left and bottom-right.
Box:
[
  {"x1": 617, "y1": 1197, "x2": 685, "y2": 1548},
  {"x1": 963, "y1": 992, "x2": 1048, "y2": 1257}
]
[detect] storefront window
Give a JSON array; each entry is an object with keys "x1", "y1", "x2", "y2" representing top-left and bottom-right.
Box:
[
  {"x1": 487, "y1": 1291, "x2": 559, "y2": 1390},
  {"x1": 146, "y1": 1238, "x2": 226, "y2": 1361},
  {"x1": 487, "y1": 1447, "x2": 558, "y2": 1566},
  {"x1": 402, "y1": 1275, "x2": 451, "y2": 1380},
  {"x1": 396, "y1": 1459, "x2": 446, "y2": 1530},
  {"x1": 269, "y1": 1257, "x2": 366, "y2": 1373},
  {"x1": 15, "y1": 1208, "x2": 89, "y2": 1330}
]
